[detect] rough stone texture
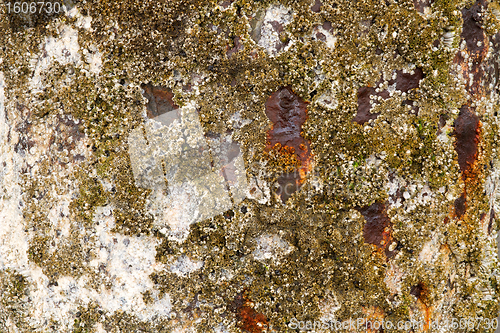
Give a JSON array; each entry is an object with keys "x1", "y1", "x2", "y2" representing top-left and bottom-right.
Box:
[{"x1": 1, "y1": 0, "x2": 500, "y2": 332}]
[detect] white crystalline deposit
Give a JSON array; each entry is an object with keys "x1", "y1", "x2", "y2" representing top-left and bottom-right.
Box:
[
  {"x1": 87, "y1": 206, "x2": 171, "y2": 322},
  {"x1": 170, "y1": 255, "x2": 204, "y2": 277},
  {"x1": 128, "y1": 104, "x2": 249, "y2": 243},
  {"x1": 29, "y1": 25, "x2": 82, "y2": 93},
  {"x1": 24, "y1": 206, "x2": 170, "y2": 330},
  {"x1": 30, "y1": 8, "x2": 101, "y2": 93},
  {"x1": 253, "y1": 233, "x2": 292, "y2": 262},
  {"x1": 257, "y1": 5, "x2": 293, "y2": 56},
  {"x1": 0, "y1": 72, "x2": 30, "y2": 273}
]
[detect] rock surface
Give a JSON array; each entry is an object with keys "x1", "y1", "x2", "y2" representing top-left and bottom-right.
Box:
[{"x1": 1, "y1": 0, "x2": 500, "y2": 332}]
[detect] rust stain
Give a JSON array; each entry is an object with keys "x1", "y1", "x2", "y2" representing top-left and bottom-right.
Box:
[
  {"x1": 454, "y1": 0, "x2": 489, "y2": 99},
  {"x1": 141, "y1": 83, "x2": 179, "y2": 119},
  {"x1": 356, "y1": 202, "x2": 396, "y2": 258},
  {"x1": 264, "y1": 86, "x2": 313, "y2": 202},
  {"x1": 453, "y1": 106, "x2": 481, "y2": 177},
  {"x1": 229, "y1": 290, "x2": 269, "y2": 333},
  {"x1": 453, "y1": 192, "x2": 467, "y2": 219},
  {"x1": 410, "y1": 282, "x2": 432, "y2": 331},
  {"x1": 449, "y1": 0, "x2": 490, "y2": 222},
  {"x1": 353, "y1": 68, "x2": 423, "y2": 124}
]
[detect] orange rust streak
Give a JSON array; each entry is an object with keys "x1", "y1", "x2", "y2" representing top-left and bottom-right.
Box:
[
  {"x1": 264, "y1": 87, "x2": 314, "y2": 201},
  {"x1": 239, "y1": 306, "x2": 268, "y2": 333},
  {"x1": 417, "y1": 301, "x2": 432, "y2": 331},
  {"x1": 230, "y1": 290, "x2": 269, "y2": 333}
]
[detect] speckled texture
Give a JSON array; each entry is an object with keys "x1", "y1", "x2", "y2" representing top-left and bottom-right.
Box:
[{"x1": 1, "y1": 0, "x2": 500, "y2": 332}]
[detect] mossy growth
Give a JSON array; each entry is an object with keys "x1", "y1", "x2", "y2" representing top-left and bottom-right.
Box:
[{"x1": 0, "y1": 269, "x2": 29, "y2": 331}]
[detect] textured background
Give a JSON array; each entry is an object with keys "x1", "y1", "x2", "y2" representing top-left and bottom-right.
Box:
[{"x1": 1, "y1": 0, "x2": 500, "y2": 332}]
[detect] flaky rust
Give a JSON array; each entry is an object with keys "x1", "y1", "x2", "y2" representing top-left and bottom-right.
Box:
[
  {"x1": 450, "y1": 0, "x2": 489, "y2": 223},
  {"x1": 229, "y1": 289, "x2": 268, "y2": 333},
  {"x1": 264, "y1": 86, "x2": 313, "y2": 202}
]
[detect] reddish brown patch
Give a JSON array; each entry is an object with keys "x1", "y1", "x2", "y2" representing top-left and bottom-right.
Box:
[
  {"x1": 141, "y1": 83, "x2": 179, "y2": 119},
  {"x1": 410, "y1": 282, "x2": 426, "y2": 299},
  {"x1": 227, "y1": 36, "x2": 244, "y2": 58},
  {"x1": 353, "y1": 86, "x2": 380, "y2": 125},
  {"x1": 453, "y1": 0, "x2": 489, "y2": 99},
  {"x1": 265, "y1": 87, "x2": 313, "y2": 202},
  {"x1": 395, "y1": 68, "x2": 424, "y2": 93},
  {"x1": 453, "y1": 105, "x2": 480, "y2": 175},
  {"x1": 448, "y1": 1, "x2": 489, "y2": 222},
  {"x1": 413, "y1": 0, "x2": 433, "y2": 13},
  {"x1": 229, "y1": 290, "x2": 268, "y2": 333},
  {"x1": 353, "y1": 69, "x2": 423, "y2": 124},
  {"x1": 454, "y1": 192, "x2": 467, "y2": 219},
  {"x1": 356, "y1": 202, "x2": 395, "y2": 258},
  {"x1": 311, "y1": 0, "x2": 322, "y2": 12},
  {"x1": 410, "y1": 282, "x2": 432, "y2": 330},
  {"x1": 322, "y1": 21, "x2": 332, "y2": 31}
]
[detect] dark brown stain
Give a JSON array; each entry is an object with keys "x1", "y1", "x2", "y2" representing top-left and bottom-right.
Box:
[
  {"x1": 413, "y1": 0, "x2": 433, "y2": 13},
  {"x1": 395, "y1": 68, "x2": 424, "y2": 93},
  {"x1": 353, "y1": 69, "x2": 423, "y2": 124},
  {"x1": 265, "y1": 87, "x2": 313, "y2": 203},
  {"x1": 227, "y1": 36, "x2": 244, "y2": 58},
  {"x1": 311, "y1": 0, "x2": 322, "y2": 12},
  {"x1": 229, "y1": 290, "x2": 268, "y2": 333},
  {"x1": 453, "y1": 0, "x2": 489, "y2": 99},
  {"x1": 269, "y1": 21, "x2": 284, "y2": 34},
  {"x1": 220, "y1": 0, "x2": 234, "y2": 9},
  {"x1": 454, "y1": 192, "x2": 467, "y2": 219},
  {"x1": 461, "y1": 0, "x2": 488, "y2": 56},
  {"x1": 315, "y1": 31, "x2": 326, "y2": 41},
  {"x1": 453, "y1": 105, "x2": 480, "y2": 175},
  {"x1": 410, "y1": 282, "x2": 426, "y2": 299},
  {"x1": 492, "y1": 33, "x2": 500, "y2": 94},
  {"x1": 410, "y1": 282, "x2": 431, "y2": 330},
  {"x1": 353, "y1": 86, "x2": 380, "y2": 125},
  {"x1": 275, "y1": 172, "x2": 301, "y2": 203},
  {"x1": 322, "y1": 21, "x2": 332, "y2": 31},
  {"x1": 141, "y1": 83, "x2": 179, "y2": 119},
  {"x1": 356, "y1": 202, "x2": 396, "y2": 258}
]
